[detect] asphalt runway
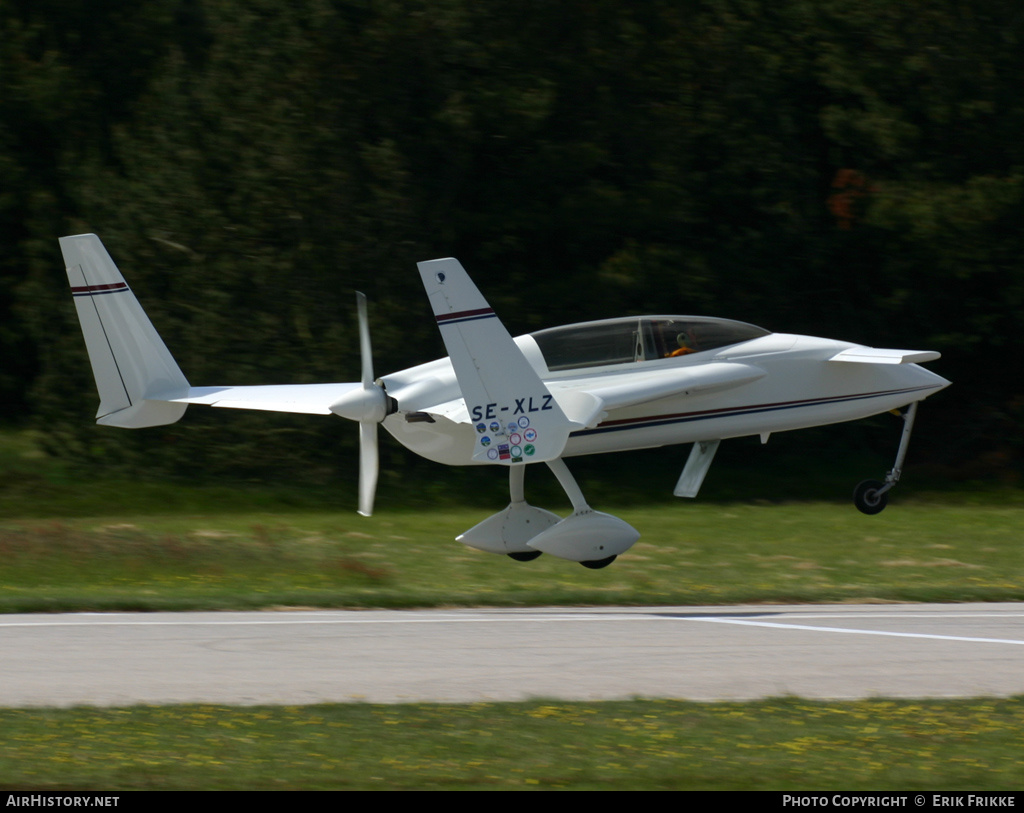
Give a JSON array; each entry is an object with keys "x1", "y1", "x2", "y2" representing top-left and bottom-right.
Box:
[{"x1": 2, "y1": 603, "x2": 1022, "y2": 707}]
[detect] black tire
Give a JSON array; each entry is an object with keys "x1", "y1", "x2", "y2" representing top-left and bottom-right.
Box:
[
  {"x1": 507, "y1": 550, "x2": 542, "y2": 562},
  {"x1": 580, "y1": 555, "x2": 617, "y2": 570},
  {"x1": 853, "y1": 479, "x2": 888, "y2": 515}
]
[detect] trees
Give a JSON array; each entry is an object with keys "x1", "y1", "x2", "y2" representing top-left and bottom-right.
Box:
[{"x1": 4, "y1": 0, "x2": 1020, "y2": 479}]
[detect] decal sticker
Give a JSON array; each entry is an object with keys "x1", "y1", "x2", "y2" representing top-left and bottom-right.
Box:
[
  {"x1": 476, "y1": 423, "x2": 486, "y2": 433},
  {"x1": 480, "y1": 436, "x2": 491, "y2": 447},
  {"x1": 523, "y1": 428, "x2": 538, "y2": 442},
  {"x1": 511, "y1": 446, "x2": 522, "y2": 457},
  {"x1": 518, "y1": 416, "x2": 530, "y2": 428},
  {"x1": 487, "y1": 448, "x2": 499, "y2": 460},
  {"x1": 509, "y1": 433, "x2": 521, "y2": 445},
  {"x1": 498, "y1": 444, "x2": 510, "y2": 461},
  {"x1": 524, "y1": 444, "x2": 535, "y2": 456},
  {"x1": 490, "y1": 421, "x2": 501, "y2": 434},
  {"x1": 506, "y1": 422, "x2": 518, "y2": 434}
]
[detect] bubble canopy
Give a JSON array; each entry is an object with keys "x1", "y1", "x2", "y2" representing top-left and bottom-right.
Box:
[{"x1": 530, "y1": 316, "x2": 770, "y2": 371}]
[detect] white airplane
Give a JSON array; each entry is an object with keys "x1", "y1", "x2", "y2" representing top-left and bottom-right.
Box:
[{"x1": 61, "y1": 233, "x2": 950, "y2": 568}]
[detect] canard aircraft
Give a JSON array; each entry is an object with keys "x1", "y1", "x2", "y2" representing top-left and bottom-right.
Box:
[{"x1": 61, "y1": 234, "x2": 950, "y2": 568}]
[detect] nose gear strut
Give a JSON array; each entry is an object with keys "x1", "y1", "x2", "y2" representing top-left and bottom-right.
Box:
[{"x1": 853, "y1": 401, "x2": 919, "y2": 515}]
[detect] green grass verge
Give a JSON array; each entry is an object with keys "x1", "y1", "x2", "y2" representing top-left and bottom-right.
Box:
[
  {"x1": 2, "y1": 500, "x2": 1023, "y2": 612},
  {"x1": 2, "y1": 425, "x2": 1022, "y2": 612},
  {"x1": 3, "y1": 698, "x2": 1023, "y2": 790}
]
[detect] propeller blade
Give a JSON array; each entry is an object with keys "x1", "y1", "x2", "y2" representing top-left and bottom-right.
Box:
[
  {"x1": 358, "y1": 420, "x2": 379, "y2": 517},
  {"x1": 356, "y1": 291, "x2": 374, "y2": 388},
  {"x1": 356, "y1": 292, "x2": 380, "y2": 517}
]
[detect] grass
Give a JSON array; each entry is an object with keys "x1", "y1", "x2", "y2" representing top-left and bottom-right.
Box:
[
  {"x1": 1, "y1": 501, "x2": 1023, "y2": 613},
  {"x1": 1, "y1": 428, "x2": 1022, "y2": 612},
  {"x1": 3, "y1": 698, "x2": 1024, "y2": 790}
]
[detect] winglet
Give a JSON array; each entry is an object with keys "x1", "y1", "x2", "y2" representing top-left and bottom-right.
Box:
[
  {"x1": 61, "y1": 234, "x2": 189, "y2": 428},
  {"x1": 417, "y1": 258, "x2": 571, "y2": 464}
]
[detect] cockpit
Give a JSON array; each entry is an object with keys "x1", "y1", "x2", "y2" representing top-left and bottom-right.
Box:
[{"x1": 530, "y1": 316, "x2": 770, "y2": 372}]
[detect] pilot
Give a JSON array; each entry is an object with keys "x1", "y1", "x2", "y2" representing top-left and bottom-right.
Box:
[{"x1": 667, "y1": 332, "x2": 696, "y2": 357}]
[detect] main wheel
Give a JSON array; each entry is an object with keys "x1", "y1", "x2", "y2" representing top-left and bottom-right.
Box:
[
  {"x1": 507, "y1": 550, "x2": 542, "y2": 562},
  {"x1": 580, "y1": 555, "x2": 617, "y2": 570},
  {"x1": 853, "y1": 479, "x2": 888, "y2": 515}
]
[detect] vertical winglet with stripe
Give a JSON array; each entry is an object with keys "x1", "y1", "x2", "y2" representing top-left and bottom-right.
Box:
[
  {"x1": 417, "y1": 258, "x2": 571, "y2": 465},
  {"x1": 61, "y1": 234, "x2": 189, "y2": 428}
]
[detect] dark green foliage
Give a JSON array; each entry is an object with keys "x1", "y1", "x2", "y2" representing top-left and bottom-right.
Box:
[{"x1": 1, "y1": 0, "x2": 1021, "y2": 482}]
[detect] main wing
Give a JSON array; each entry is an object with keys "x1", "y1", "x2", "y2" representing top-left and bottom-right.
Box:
[
  {"x1": 168, "y1": 384, "x2": 362, "y2": 415},
  {"x1": 62, "y1": 234, "x2": 358, "y2": 427}
]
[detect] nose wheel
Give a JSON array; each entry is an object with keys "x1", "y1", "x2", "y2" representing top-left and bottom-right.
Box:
[
  {"x1": 853, "y1": 479, "x2": 888, "y2": 515},
  {"x1": 853, "y1": 402, "x2": 918, "y2": 515}
]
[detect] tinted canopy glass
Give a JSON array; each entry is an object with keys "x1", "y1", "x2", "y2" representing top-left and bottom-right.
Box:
[{"x1": 531, "y1": 317, "x2": 769, "y2": 371}]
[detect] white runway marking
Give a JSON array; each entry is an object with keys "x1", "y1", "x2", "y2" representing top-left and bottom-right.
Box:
[
  {"x1": 684, "y1": 616, "x2": 1024, "y2": 646},
  {"x1": 1, "y1": 608, "x2": 1022, "y2": 635}
]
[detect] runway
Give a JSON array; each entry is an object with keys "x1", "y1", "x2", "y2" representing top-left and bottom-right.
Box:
[{"x1": 2, "y1": 603, "x2": 1022, "y2": 707}]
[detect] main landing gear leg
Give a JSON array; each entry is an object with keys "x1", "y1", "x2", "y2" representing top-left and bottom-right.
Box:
[
  {"x1": 505, "y1": 466, "x2": 543, "y2": 562},
  {"x1": 853, "y1": 401, "x2": 919, "y2": 515},
  {"x1": 545, "y1": 458, "x2": 618, "y2": 569},
  {"x1": 545, "y1": 458, "x2": 589, "y2": 514},
  {"x1": 458, "y1": 464, "x2": 559, "y2": 560}
]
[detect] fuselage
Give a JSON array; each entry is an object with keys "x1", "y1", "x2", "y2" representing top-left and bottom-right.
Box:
[
  {"x1": 378, "y1": 316, "x2": 950, "y2": 466},
  {"x1": 63, "y1": 233, "x2": 947, "y2": 534}
]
